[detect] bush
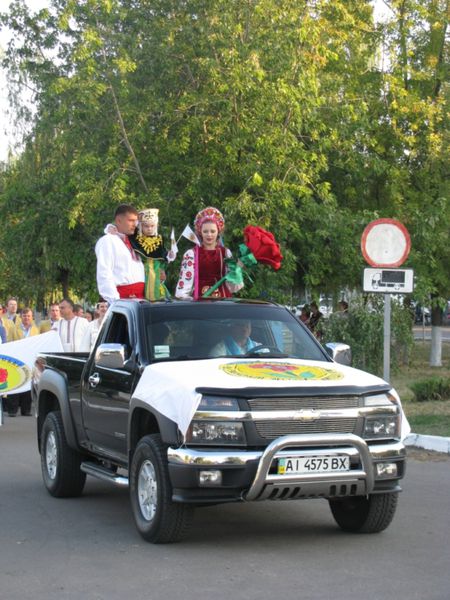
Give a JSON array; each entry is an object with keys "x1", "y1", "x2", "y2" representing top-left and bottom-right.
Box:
[
  {"x1": 409, "y1": 378, "x2": 450, "y2": 402},
  {"x1": 321, "y1": 295, "x2": 414, "y2": 376}
]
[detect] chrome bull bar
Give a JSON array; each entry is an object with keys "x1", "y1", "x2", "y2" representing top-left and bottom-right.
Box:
[{"x1": 244, "y1": 433, "x2": 374, "y2": 501}]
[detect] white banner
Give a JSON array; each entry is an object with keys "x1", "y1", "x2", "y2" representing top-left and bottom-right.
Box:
[
  {"x1": 0, "y1": 331, "x2": 63, "y2": 395},
  {"x1": 133, "y1": 358, "x2": 410, "y2": 439}
]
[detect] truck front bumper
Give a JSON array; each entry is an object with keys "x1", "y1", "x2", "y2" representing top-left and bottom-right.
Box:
[{"x1": 168, "y1": 434, "x2": 406, "y2": 503}]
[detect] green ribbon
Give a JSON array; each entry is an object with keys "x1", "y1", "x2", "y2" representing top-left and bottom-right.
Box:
[{"x1": 202, "y1": 245, "x2": 258, "y2": 298}]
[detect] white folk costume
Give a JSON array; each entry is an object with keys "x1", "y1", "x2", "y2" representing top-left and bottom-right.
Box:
[
  {"x1": 95, "y1": 224, "x2": 145, "y2": 304},
  {"x1": 80, "y1": 318, "x2": 104, "y2": 352},
  {"x1": 175, "y1": 207, "x2": 243, "y2": 300},
  {"x1": 128, "y1": 208, "x2": 169, "y2": 302},
  {"x1": 56, "y1": 317, "x2": 90, "y2": 352}
]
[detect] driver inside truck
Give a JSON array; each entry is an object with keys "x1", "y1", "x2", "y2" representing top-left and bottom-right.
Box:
[{"x1": 209, "y1": 319, "x2": 258, "y2": 357}]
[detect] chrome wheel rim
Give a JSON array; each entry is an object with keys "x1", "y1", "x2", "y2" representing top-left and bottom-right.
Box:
[
  {"x1": 138, "y1": 459, "x2": 158, "y2": 522},
  {"x1": 45, "y1": 431, "x2": 58, "y2": 480}
]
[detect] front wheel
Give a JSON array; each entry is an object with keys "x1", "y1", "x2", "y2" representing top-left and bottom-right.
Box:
[
  {"x1": 329, "y1": 492, "x2": 398, "y2": 533},
  {"x1": 129, "y1": 434, "x2": 194, "y2": 543},
  {"x1": 40, "y1": 411, "x2": 86, "y2": 497}
]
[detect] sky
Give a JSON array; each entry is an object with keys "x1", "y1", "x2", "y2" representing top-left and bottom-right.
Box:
[{"x1": 0, "y1": 0, "x2": 390, "y2": 163}]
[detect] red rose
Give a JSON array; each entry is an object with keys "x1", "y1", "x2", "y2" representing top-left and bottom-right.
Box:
[
  {"x1": 243, "y1": 225, "x2": 283, "y2": 270},
  {"x1": 0, "y1": 368, "x2": 8, "y2": 384}
]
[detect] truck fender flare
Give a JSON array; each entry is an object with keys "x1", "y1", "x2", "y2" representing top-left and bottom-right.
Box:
[
  {"x1": 129, "y1": 397, "x2": 180, "y2": 447},
  {"x1": 38, "y1": 369, "x2": 79, "y2": 450}
]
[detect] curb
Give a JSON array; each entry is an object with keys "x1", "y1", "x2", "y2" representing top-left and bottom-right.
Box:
[{"x1": 404, "y1": 433, "x2": 450, "y2": 454}]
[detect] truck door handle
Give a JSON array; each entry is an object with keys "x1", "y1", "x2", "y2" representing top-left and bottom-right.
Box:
[{"x1": 88, "y1": 373, "x2": 101, "y2": 387}]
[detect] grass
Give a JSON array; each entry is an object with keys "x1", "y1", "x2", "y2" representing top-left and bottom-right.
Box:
[{"x1": 390, "y1": 340, "x2": 450, "y2": 437}]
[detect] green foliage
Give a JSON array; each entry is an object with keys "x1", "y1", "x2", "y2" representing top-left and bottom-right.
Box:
[
  {"x1": 409, "y1": 378, "x2": 450, "y2": 403},
  {"x1": 321, "y1": 297, "x2": 414, "y2": 376},
  {"x1": 0, "y1": 0, "x2": 448, "y2": 312}
]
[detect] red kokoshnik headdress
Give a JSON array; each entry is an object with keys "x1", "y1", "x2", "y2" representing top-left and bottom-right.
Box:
[{"x1": 194, "y1": 206, "x2": 225, "y2": 236}]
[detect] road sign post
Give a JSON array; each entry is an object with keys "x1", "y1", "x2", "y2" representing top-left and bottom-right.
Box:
[{"x1": 361, "y1": 219, "x2": 412, "y2": 383}]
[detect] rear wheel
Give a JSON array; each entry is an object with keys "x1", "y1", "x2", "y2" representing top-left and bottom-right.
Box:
[
  {"x1": 129, "y1": 434, "x2": 194, "y2": 543},
  {"x1": 41, "y1": 411, "x2": 86, "y2": 497},
  {"x1": 329, "y1": 492, "x2": 398, "y2": 533}
]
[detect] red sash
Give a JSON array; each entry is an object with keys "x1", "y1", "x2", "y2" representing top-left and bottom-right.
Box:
[{"x1": 117, "y1": 282, "x2": 145, "y2": 299}]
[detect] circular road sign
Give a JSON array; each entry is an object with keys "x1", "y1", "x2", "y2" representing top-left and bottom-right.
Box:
[{"x1": 361, "y1": 218, "x2": 411, "y2": 267}]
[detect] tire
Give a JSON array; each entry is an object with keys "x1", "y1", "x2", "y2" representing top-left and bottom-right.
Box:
[
  {"x1": 129, "y1": 434, "x2": 194, "y2": 543},
  {"x1": 40, "y1": 411, "x2": 86, "y2": 498},
  {"x1": 329, "y1": 492, "x2": 398, "y2": 533}
]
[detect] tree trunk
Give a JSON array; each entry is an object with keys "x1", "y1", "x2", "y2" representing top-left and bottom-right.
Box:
[
  {"x1": 430, "y1": 304, "x2": 443, "y2": 367},
  {"x1": 59, "y1": 268, "x2": 70, "y2": 299}
]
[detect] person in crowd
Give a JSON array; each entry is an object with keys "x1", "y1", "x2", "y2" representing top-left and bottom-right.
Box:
[
  {"x1": 299, "y1": 305, "x2": 310, "y2": 326},
  {"x1": 210, "y1": 320, "x2": 258, "y2": 356},
  {"x1": 308, "y1": 301, "x2": 324, "y2": 338},
  {"x1": 80, "y1": 299, "x2": 109, "y2": 351},
  {"x1": 175, "y1": 206, "x2": 242, "y2": 299},
  {"x1": 0, "y1": 319, "x2": 6, "y2": 344},
  {"x1": 2, "y1": 297, "x2": 22, "y2": 341},
  {"x1": 84, "y1": 310, "x2": 94, "y2": 323},
  {"x1": 95, "y1": 203, "x2": 145, "y2": 304},
  {"x1": 129, "y1": 208, "x2": 169, "y2": 301},
  {"x1": 8, "y1": 307, "x2": 39, "y2": 416},
  {"x1": 337, "y1": 300, "x2": 349, "y2": 316},
  {"x1": 73, "y1": 304, "x2": 84, "y2": 318},
  {"x1": 56, "y1": 298, "x2": 90, "y2": 352},
  {"x1": 11, "y1": 307, "x2": 40, "y2": 340},
  {"x1": 39, "y1": 302, "x2": 62, "y2": 333}
]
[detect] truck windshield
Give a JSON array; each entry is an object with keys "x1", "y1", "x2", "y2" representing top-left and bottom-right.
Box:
[{"x1": 143, "y1": 302, "x2": 328, "y2": 363}]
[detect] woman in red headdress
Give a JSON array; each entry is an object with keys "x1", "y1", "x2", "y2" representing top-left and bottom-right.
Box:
[{"x1": 175, "y1": 207, "x2": 242, "y2": 300}]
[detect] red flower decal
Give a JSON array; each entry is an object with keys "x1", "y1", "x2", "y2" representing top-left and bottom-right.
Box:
[
  {"x1": 185, "y1": 271, "x2": 192, "y2": 280},
  {"x1": 178, "y1": 281, "x2": 184, "y2": 289},
  {"x1": 244, "y1": 225, "x2": 283, "y2": 270},
  {"x1": 0, "y1": 368, "x2": 8, "y2": 384}
]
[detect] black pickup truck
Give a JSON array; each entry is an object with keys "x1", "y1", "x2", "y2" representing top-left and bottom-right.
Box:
[{"x1": 33, "y1": 299, "x2": 407, "y2": 543}]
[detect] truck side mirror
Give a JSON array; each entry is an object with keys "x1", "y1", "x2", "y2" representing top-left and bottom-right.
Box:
[
  {"x1": 325, "y1": 342, "x2": 352, "y2": 366},
  {"x1": 95, "y1": 343, "x2": 126, "y2": 369}
]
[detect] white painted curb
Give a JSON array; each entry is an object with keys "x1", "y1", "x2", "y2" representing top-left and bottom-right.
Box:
[{"x1": 404, "y1": 433, "x2": 450, "y2": 454}]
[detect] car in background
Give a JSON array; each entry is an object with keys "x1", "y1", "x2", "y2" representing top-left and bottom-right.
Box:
[
  {"x1": 443, "y1": 301, "x2": 450, "y2": 326},
  {"x1": 414, "y1": 303, "x2": 431, "y2": 326}
]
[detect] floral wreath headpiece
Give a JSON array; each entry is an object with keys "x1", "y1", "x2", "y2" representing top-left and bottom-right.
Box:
[{"x1": 194, "y1": 206, "x2": 225, "y2": 235}]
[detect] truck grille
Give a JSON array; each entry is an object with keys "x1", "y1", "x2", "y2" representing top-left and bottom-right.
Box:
[
  {"x1": 248, "y1": 396, "x2": 360, "y2": 411},
  {"x1": 254, "y1": 418, "x2": 358, "y2": 440}
]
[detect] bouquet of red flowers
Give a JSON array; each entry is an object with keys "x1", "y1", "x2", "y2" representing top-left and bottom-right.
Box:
[
  {"x1": 202, "y1": 225, "x2": 283, "y2": 297},
  {"x1": 243, "y1": 225, "x2": 283, "y2": 271}
]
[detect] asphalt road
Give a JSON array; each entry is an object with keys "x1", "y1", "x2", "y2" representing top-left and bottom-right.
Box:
[
  {"x1": 413, "y1": 326, "x2": 450, "y2": 342},
  {"x1": 1, "y1": 417, "x2": 449, "y2": 600}
]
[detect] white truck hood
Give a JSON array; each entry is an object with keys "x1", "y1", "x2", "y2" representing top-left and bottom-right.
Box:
[{"x1": 132, "y1": 357, "x2": 409, "y2": 438}]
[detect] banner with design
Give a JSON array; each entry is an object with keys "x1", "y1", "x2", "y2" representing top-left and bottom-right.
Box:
[
  {"x1": 133, "y1": 357, "x2": 410, "y2": 439},
  {"x1": 0, "y1": 331, "x2": 63, "y2": 395}
]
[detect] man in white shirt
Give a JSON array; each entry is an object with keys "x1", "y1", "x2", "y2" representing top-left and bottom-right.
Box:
[
  {"x1": 95, "y1": 204, "x2": 145, "y2": 304},
  {"x1": 57, "y1": 298, "x2": 90, "y2": 352},
  {"x1": 80, "y1": 299, "x2": 109, "y2": 352}
]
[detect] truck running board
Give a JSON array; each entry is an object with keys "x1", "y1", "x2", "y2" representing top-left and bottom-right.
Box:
[{"x1": 81, "y1": 461, "x2": 129, "y2": 488}]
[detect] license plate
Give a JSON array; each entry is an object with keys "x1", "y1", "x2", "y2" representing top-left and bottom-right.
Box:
[{"x1": 278, "y1": 455, "x2": 350, "y2": 475}]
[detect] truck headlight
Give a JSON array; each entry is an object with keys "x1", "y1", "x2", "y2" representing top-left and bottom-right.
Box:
[
  {"x1": 186, "y1": 421, "x2": 246, "y2": 445},
  {"x1": 362, "y1": 390, "x2": 401, "y2": 439},
  {"x1": 364, "y1": 416, "x2": 399, "y2": 438}
]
